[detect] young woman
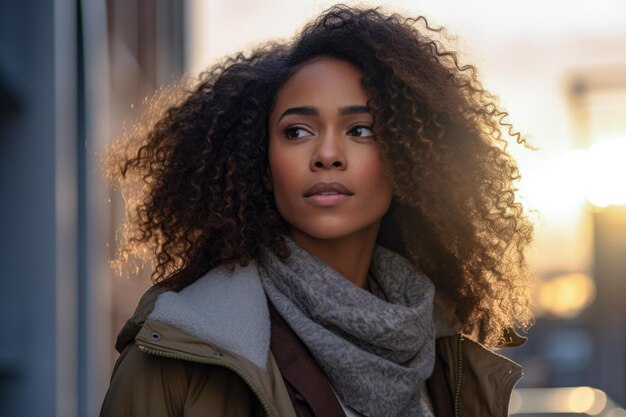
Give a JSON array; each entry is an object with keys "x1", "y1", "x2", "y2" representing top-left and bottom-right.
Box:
[{"x1": 100, "y1": 5, "x2": 534, "y2": 417}]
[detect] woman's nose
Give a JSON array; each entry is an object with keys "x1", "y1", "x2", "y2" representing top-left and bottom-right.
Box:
[{"x1": 311, "y1": 132, "x2": 347, "y2": 170}]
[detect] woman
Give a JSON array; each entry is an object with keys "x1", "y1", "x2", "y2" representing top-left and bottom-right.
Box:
[{"x1": 100, "y1": 5, "x2": 533, "y2": 417}]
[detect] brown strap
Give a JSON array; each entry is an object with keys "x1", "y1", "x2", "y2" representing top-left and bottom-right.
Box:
[
  {"x1": 269, "y1": 302, "x2": 347, "y2": 417},
  {"x1": 426, "y1": 353, "x2": 455, "y2": 417}
]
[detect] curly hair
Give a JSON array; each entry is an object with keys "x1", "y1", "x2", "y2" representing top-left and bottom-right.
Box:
[{"x1": 105, "y1": 5, "x2": 534, "y2": 346}]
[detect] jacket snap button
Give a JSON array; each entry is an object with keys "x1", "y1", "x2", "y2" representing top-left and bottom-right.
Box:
[{"x1": 151, "y1": 332, "x2": 161, "y2": 341}]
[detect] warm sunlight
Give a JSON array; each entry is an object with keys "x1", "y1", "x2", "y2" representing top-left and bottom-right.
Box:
[
  {"x1": 536, "y1": 273, "x2": 596, "y2": 318},
  {"x1": 586, "y1": 138, "x2": 626, "y2": 207},
  {"x1": 511, "y1": 387, "x2": 613, "y2": 415}
]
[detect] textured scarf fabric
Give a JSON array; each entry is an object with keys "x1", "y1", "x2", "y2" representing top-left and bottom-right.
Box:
[{"x1": 258, "y1": 236, "x2": 436, "y2": 417}]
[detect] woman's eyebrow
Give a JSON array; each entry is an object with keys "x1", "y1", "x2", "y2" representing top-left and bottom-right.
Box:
[
  {"x1": 278, "y1": 105, "x2": 370, "y2": 122},
  {"x1": 278, "y1": 106, "x2": 317, "y2": 121}
]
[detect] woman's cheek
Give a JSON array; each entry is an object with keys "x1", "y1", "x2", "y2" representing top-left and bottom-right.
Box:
[{"x1": 268, "y1": 146, "x2": 304, "y2": 214}]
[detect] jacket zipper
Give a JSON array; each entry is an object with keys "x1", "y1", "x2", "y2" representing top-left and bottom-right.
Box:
[
  {"x1": 137, "y1": 343, "x2": 276, "y2": 417},
  {"x1": 454, "y1": 334, "x2": 464, "y2": 417}
]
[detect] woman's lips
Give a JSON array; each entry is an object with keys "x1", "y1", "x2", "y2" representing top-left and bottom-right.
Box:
[
  {"x1": 304, "y1": 193, "x2": 350, "y2": 206},
  {"x1": 303, "y1": 181, "x2": 353, "y2": 207}
]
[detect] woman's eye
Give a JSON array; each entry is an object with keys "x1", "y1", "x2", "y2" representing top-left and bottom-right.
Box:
[
  {"x1": 283, "y1": 127, "x2": 313, "y2": 140},
  {"x1": 347, "y1": 125, "x2": 374, "y2": 138}
]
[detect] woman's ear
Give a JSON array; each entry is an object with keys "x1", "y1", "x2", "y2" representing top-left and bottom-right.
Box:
[{"x1": 262, "y1": 166, "x2": 273, "y2": 192}]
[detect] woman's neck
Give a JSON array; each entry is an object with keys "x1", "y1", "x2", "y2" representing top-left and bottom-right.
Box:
[{"x1": 289, "y1": 222, "x2": 381, "y2": 289}]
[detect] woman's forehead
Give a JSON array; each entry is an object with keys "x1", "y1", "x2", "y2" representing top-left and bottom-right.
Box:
[{"x1": 270, "y1": 58, "x2": 368, "y2": 121}]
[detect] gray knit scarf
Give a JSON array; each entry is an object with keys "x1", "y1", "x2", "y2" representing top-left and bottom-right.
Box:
[{"x1": 258, "y1": 236, "x2": 436, "y2": 417}]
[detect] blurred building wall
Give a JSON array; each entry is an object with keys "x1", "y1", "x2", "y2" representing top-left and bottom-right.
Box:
[
  {"x1": 0, "y1": 1, "x2": 78, "y2": 416},
  {"x1": 0, "y1": 0, "x2": 184, "y2": 416}
]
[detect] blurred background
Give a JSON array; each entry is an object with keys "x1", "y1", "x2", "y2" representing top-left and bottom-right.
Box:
[{"x1": 1, "y1": 0, "x2": 625, "y2": 416}]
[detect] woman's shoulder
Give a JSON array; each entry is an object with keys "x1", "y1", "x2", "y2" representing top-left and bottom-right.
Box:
[
  {"x1": 100, "y1": 343, "x2": 185, "y2": 417},
  {"x1": 102, "y1": 262, "x2": 291, "y2": 417},
  {"x1": 100, "y1": 342, "x2": 263, "y2": 417}
]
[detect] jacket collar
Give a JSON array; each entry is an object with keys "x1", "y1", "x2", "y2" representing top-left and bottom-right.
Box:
[
  {"x1": 436, "y1": 334, "x2": 524, "y2": 417},
  {"x1": 116, "y1": 262, "x2": 271, "y2": 370}
]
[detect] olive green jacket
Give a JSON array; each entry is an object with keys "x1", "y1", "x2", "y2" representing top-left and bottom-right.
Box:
[{"x1": 100, "y1": 265, "x2": 524, "y2": 417}]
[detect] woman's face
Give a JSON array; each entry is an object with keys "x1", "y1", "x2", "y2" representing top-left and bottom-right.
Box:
[{"x1": 267, "y1": 57, "x2": 393, "y2": 242}]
